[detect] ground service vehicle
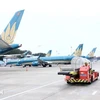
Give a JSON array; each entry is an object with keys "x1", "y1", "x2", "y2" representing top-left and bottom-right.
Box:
[{"x1": 58, "y1": 57, "x2": 99, "y2": 84}]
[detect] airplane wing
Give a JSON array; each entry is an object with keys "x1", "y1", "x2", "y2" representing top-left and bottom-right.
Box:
[
  {"x1": 96, "y1": 56, "x2": 100, "y2": 61},
  {"x1": 88, "y1": 56, "x2": 97, "y2": 62},
  {"x1": 0, "y1": 50, "x2": 30, "y2": 59},
  {"x1": 0, "y1": 39, "x2": 13, "y2": 60},
  {"x1": 38, "y1": 58, "x2": 48, "y2": 64},
  {"x1": 0, "y1": 38, "x2": 20, "y2": 57}
]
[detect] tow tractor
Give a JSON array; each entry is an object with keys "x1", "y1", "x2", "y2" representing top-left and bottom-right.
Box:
[{"x1": 58, "y1": 57, "x2": 99, "y2": 84}]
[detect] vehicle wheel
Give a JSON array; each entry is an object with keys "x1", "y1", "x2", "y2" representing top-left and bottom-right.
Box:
[
  {"x1": 96, "y1": 77, "x2": 98, "y2": 80},
  {"x1": 88, "y1": 80, "x2": 91, "y2": 84},
  {"x1": 91, "y1": 76, "x2": 93, "y2": 82},
  {"x1": 67, "y1": 81, "x2": 70, "y2": 84},
  {"x1": 88, "y1": 76, "x2": 93, "y2": 84}
]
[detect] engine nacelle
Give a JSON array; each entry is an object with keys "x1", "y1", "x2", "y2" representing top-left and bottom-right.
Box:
[
  {"x1": 32, "y1": 61, "x2": 39, "y2": 66},
  {"x1": 16, "y1": 63, "x2": 21, "y2": 66}
]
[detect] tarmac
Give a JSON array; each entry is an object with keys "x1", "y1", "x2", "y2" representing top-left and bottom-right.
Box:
[{"x1": 0, "y1": 62, "x2": 100, "y2": 100}]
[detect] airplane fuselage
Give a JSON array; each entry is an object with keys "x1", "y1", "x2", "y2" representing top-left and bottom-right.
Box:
[
  {"x1": 18, "y1": 56, "x2": 74, "y2": 66},
  {"x1": 6, "y1": 55, "x2": 94, "y2": 67}
]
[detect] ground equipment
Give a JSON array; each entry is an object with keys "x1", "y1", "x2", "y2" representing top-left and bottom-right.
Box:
[{"x1": 58, "y1": 57, "x2": 99, "y2": 84}]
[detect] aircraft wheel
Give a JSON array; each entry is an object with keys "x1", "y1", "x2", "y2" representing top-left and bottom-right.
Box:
[
  {"x1": 10, "y1": 65, "x2": 12, "y2": 67},
  {"x1": 49, "y1": 65, "x2": 52, "y2": 67},
  {"x1": 29, "y1": 65, "x2": 31, "y2": 67},
  {"x1": 42, "y1": 64, "x2": 47, "y2": 67},
  {"x1": 43, "y1": 65, "x2": 46, "y2": 67}
]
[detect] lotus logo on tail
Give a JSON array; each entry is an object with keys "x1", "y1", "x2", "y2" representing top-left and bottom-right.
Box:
[
  {"x1": 72, "y1": 44, "x2": 83, "y2": 56},
  {"x1": 73, "y1": 49, "x2": 82, "y2": 56},
  {"x1": 87, "y1": 47, "x2": 97, "y2": 57},
  {"x1": 88, "y1": 52, "x2": 94, "y2": 57},
  {"x1": 1, "y1": 23, "x2": 16, "y2": 44},
  {"x1": 46, "y1": 50, "x2": 52, "y2": 57}
]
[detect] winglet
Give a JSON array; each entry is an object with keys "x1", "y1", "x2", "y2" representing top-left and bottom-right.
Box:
[
  {"x1": 71, "y1": 44, "x2": 83, "y2": 56},
  {"x1": 1, "y1": 10, "x2": 24, "y2": 44}
]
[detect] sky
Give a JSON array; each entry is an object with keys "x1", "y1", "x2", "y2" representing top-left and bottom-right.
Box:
[{"x1": 0, "y1": 0, "x2": 100, "y2": 56}]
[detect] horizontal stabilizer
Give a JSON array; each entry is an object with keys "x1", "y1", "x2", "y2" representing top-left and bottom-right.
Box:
[{"x1": 0, "y1": 39, "x2": 11, "y2": 49}]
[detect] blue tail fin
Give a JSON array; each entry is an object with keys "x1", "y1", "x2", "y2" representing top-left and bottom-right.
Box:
[
  {"x1": 1, "y1": 10, "x2": 24, "y2": 44},
  {"x1": 45, "y1": 50, "x2": 52, "y2": 57},
  {"x1": 87, "y1": 47, "x2": 97, "y2": 57},
  {"x1": 71, "y1": 44, "x2": 83, "y2": 56}
]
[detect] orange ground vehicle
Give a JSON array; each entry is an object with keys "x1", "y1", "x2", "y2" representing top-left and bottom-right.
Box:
[{"x1": 58, "y1": 57, "x2": 99, "y2": 84}]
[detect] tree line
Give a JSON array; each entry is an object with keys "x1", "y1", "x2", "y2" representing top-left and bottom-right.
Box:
[{"x1": 5, "y1": 49, "x2": 46, "y2": 57}]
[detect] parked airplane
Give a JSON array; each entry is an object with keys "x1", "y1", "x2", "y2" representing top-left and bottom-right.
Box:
[
  {"x1": 0, "y1": 9, "x2": 24, "y2": 55},
  {"x1": 5, "y1": 50, "x2": 30, "y2": 67},
  {"x1": 34, "y1": 46, "x2": 97, "y2": 67},
  {"x1": 18, "y1": 44, "x2": 83, "y2": 67},
  {"x1": 6, "y1": 50, "x2": 52, "y2": 67}
]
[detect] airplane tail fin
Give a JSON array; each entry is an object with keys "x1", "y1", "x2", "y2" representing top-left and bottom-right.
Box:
[
  {"x1": 1, "y1": 10, "x2": 24, "y2": 44},
  {"x1": 45, "y1": 50, "x2": 52, "y2": 57},
  {"x1": 71, "y1": 44, "x2": 83, "y2": 56},
  {"x1": 87, "y1": 47, "x2": 97, "y2": 57}
]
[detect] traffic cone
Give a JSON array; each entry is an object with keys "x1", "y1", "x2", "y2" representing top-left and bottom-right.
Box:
[{"x1": 26, "y1": 67, "x2": 28, "y2": 71}]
